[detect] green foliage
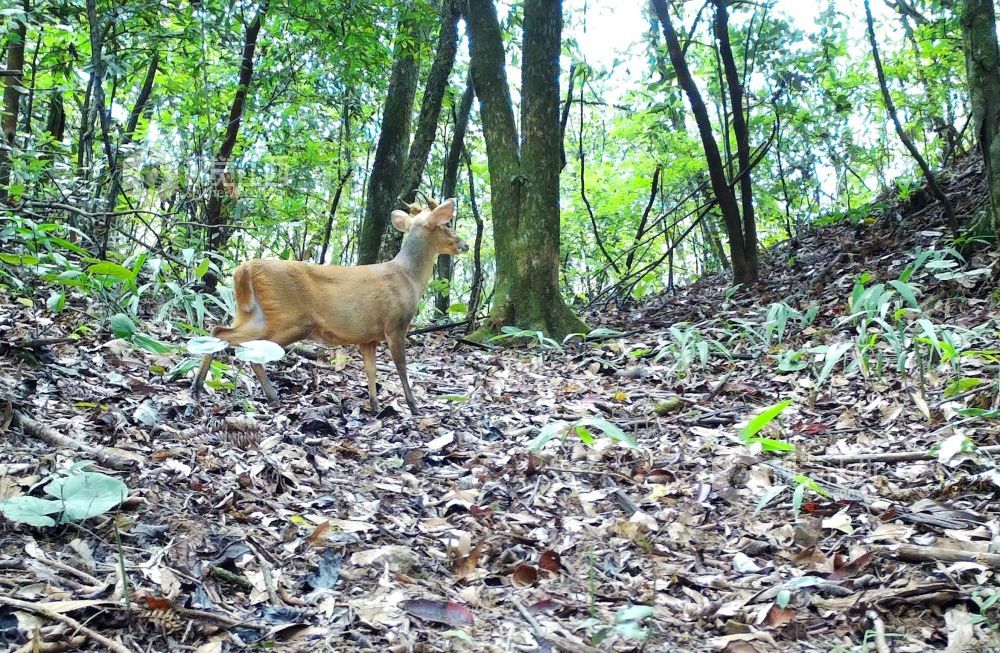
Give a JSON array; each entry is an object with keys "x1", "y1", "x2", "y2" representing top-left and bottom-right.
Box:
[
  {"x1": 739, "y1": 400, "x2": 795, "y2": 453},
  {"x1": 0, "y1": 463, "x2": 128, "y2": 527},
  {"x1": 529, "y1": 417, "x2": 637, "y2": 452}
]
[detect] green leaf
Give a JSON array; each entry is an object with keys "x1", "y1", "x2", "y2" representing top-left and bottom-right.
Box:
[
  {"x1": 528, "y1": 421, "x2": 568, "y2": 452},
  {"x1": 110, "y1": 314, "x2": 136, "y2": 338},
  {"x1": 745, "y1": 436, "x2": 796, "y2": 452},
  {"x1": 575, "y1": 417, "x2": 637, "y2": 448},
  {"x1": 0, "y1": 496, "x2": 62, "y2": 526},
  {"x1": 44, "y1": 472, "x2": 128, "y2": 522},
  {"x1": 944, "y1": 378, "x2": 982, "y2": 398},
  {"x1": 195, "y1": 258, "x2": 211, "y2": 279},
  {"x1": 187, "y1": 336, "x2": 229, "y2": 355},
  {"x1": 131, "y1": 334, "x2": 173, "y2": 354},
  {"x1": 87, "y1": 261, "x2": 136, "y2": 282},
  {"x1": 575, "y1": 425, "x2": 595, "y2": 446},
  {"x1": 235, "y1": 340, "x2": 285, "y2": 364},
  {"x1": 615, "y1": 605, "x2": 655, "y2": 623},
  {"x1": 888, "y1": 280, "x2": 919, "y2": 308},
  {"x1": 740, "y1": 400, "x2": 792, "y2": 441},
  {"x1": 0, "y1": 253, "x2": 40, "y2": 265},
  {"x1": 47, "y1": 291, "x2": 66, "y2": 313}
]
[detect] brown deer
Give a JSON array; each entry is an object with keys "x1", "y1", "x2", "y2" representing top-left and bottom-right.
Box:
[{"x1": 192, "y1": 197, "x2": 467, "y2": 414}]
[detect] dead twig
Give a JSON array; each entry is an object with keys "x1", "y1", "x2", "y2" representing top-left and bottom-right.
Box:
[
  {"x1": 13, "y1": 410, "x2": 137, "y2": 470},
  {"x1": 511, "y1": 597, "x2": 602, "y2": 653},
  {"x1": 812, "y1": 444, "x2": 1000, "y2": 464},
  {"x1": 881, "y1": 543, "x2": 1000, "y2": 568},
  {"x1": 0, "y1": 596, "x2": 135, "y2": 653}
]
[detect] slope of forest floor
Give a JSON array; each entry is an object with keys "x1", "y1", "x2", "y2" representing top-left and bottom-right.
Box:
[{"x1": 2, "y1": 156, "x2": 1000, "y2": 652}]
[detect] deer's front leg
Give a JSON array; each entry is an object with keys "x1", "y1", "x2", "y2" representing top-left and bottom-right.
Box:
[{"x1": 385, "y1": 332, "x2": 418, "y2": 415}]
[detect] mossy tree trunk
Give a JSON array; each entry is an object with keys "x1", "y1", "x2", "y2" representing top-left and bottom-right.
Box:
[
  {"x1": 356, "y1": 4, "x2": 421, "y2": 265},
  {"x1": 380, "y1": 0, "x2": 461, "y2": 261},
  {"x1": 466, "y1": 0, "x2": 587, "y2": 339},
  {"x1": 961, "y1": 0, "x2": 1000, "y2": 240},
  {"x1": 0, "y1": 0, "x2": 27, "y2": 203}
]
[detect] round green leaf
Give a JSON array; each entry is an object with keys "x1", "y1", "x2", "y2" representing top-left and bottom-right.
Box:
[
  {"x1": 0, "y1": 496, "x2": 61, "y2": 527},
  {"x1": 110, "y1": 314, "x2": 137, "y2": 338},
  {"x1": 45, "y1": 472, "x2": 128, "y2": 522},
  {"x1": 187, "y1": 336, "x2": 229, "y2": 355},
  {"x1": 235, "y1": 340, "x2": 285, "y2": 364}
]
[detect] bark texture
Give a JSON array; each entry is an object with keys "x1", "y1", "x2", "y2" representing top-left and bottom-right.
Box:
[
  {"x1": 381, "y1": 0, "x2": 462, "y2": 261},
  {"x1": 467, "y1": 0, "x2": 586, "y2": 338},
  {"x1": 652, "y1": 0, "x2": 756, "y2": 285},
  {"x1": 960, "y1": 0, "x2": 1000, "y2": 239},
  {"x1": 357, "y1": 4, "x2": 422, "y2": 265},
  {"x1": 0, "y1": 0, "x2": 27, "y2": 202},
  {"x1": 205, "y1": 0, "x2": 269, "y2": 254}
]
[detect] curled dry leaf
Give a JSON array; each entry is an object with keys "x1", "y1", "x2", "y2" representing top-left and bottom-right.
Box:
[
  {"x1": 511, "y1": 563, "x2": 538, "y2": 588},
  {"x1": 538, "y1": 550, "x2": 561, "y2": 574},
  {"x1": 453, "y1": 540, "x2": 485, "y2": 580}
]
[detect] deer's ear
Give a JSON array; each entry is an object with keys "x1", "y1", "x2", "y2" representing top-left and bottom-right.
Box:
[
  {"x1": 391, "y1": 210, "x2": 412, "y2": 232},
  {"x1": 427, "y1": 198, "x2": 455, "y2": 226}
]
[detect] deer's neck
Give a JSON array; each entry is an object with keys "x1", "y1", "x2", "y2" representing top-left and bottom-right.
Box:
[{"x1": 394, "y1": 232, "x2": 437, "y2": 291}]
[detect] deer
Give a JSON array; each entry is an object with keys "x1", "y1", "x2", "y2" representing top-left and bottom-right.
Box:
[{"x1": 191, "y1": 196, "x2": 467, "y2": 414}]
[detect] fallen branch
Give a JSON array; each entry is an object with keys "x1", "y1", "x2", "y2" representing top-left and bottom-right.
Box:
[
  {"x1": 511, "y1": 597, "x2": 602, "y2": 653},
  {"x1": 881, "y1": 543, "x2": 1000, "y2": 568},
  {"x1": 13, "y1": 410, "x2": 137, "y2": 470},
  {"x1": 813, "y1": 445, "x2": 1000, "y2": 464},
  {"x1": 0, "y1": 596, "x2": 135, "y2": 653}
]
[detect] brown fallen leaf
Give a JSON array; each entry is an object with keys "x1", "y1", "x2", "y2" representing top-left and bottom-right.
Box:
[
  {"x1": 538, "y1": 550, "x2": 561, "y2": 575},
  {"x1": 511, "y1": 564, "x2": 538, "y2": 588},
  {"x1": 305, "y1": 521, "x2": 331, "y2": 547},
  {"x1": 453, "y1": 540, "x2": 485, "y2": 580},
  {"x1": 402, "y1": 599, "x2": 474, "y2": 627},
  {"x1": 765, "y1": 604, "x2": 795, "y2": 628}
]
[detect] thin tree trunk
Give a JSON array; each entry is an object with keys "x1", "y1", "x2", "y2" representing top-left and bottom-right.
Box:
[
  {"x1": 578, "y1": 80, "x2": 618, "y2": 274},
  {"x1": 99, "y1": 51, "x2": 159, "y2": 257},
  {"x1": 204, "y1": 0, "x2": 269, "y2": 256},
  {"x1": 714, "y1": 0, "x2": 758, "y2": 275},
  {"x1": 463, "y1": 146, "x2": 485, "y2": 333},
  {"x1": 625, "y1": 165, "x2": 661, "y2": 274},
  {"x1": 960, "y1": 0, "x2": 1000, "y2": 241},
  {"x1": 380, "y1": 0, "x2": 462, "y2": 261},
  {"x1": 651, "y1": 0, "x2": 754, "y2": 285},
  {"x1": 0, "y1": 0, "x2": 27, "y2": 202},
  {"x1": 559, "y1": 62, "x2": 577, "y2": 170},
  {"x1": 864, "y1": 0, "x2": 959, "y2": 236},
  {"x1": 356, "y1": 4, "x2": 422, "y2": 265},
  {"x1": 435, "y1": 77, "x2": 475, "y2": 315},
  {"x1": 319, "y1": 168, "x2": 352, "y2": 263}
]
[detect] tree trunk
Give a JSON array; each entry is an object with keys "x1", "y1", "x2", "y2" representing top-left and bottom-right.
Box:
[
  {"x1": 651, "y1": 0, "x2": 755, "y2": 285},
  {"x1": 204, "y1": 0, "x2": 268, "y2": 256},
  {"x1": 467, "y1": 0, "x2": 586, "y2": 338},
  {"x1": 714, "y1": 0, "x2": 758, "y2": 275},
  {"x1": 864, "y1": 0, "x2": 959, "y2": 236},
  {"x1": 463, "y1": 145, "x2": 485, "y2": 333},
  {"x1": 99, "y1": 51, "x2": 159, "y2": 257},
  {"x1": 380, "y1": 0, "x2": 461, "y2": 261},
  {"x1": 356, "y1": 5, "x2": 422, "y2": 265},
  {"x1": 0, "y1": 0, "x2": 27, "y2": 202},
  {"x1": 960, "y1": 0, "x2": 1000, "y2": 240},
  {"x1": 435, "y1": 76, "x2": 475, "y2": 315}
]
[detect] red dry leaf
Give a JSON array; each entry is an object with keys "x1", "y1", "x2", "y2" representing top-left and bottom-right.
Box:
[{"x1": 402, "y1": 599, "x2": 474, "y2": 627}]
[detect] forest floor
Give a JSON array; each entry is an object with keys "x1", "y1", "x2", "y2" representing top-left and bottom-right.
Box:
[{"x1": 2, "y1": 156, "x2": 1000, "y2": 652}]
